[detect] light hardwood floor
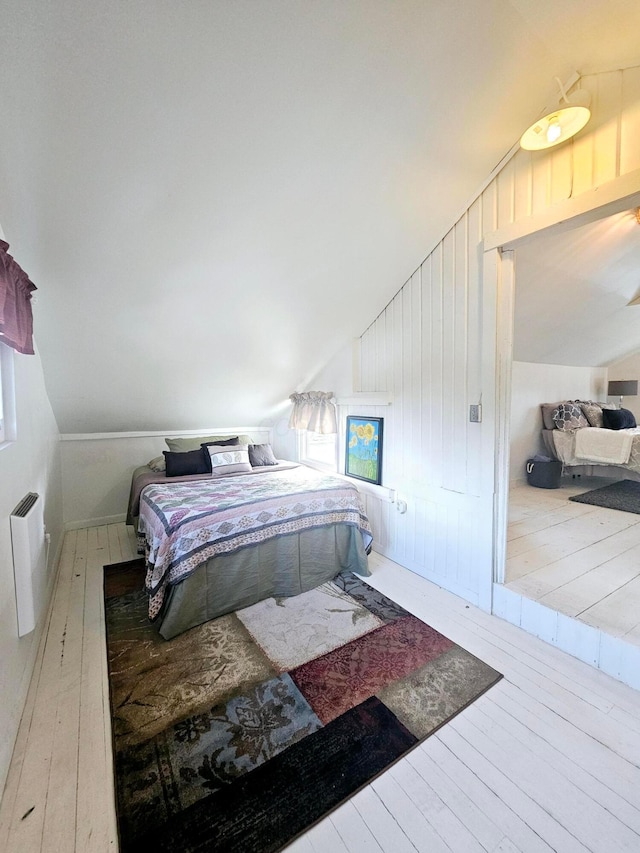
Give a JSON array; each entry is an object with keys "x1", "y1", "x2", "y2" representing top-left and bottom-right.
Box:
[
  {"x1": 1, "y1": 523, "x2": 640, "y2": 852},
  {"x1": 505, "y1": 478, "x2": 640, "y2": 646}
]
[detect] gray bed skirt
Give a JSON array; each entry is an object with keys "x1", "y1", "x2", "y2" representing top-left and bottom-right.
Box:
[{"x1": 157, "y1": 523, "x2": 371, "y2": 640}]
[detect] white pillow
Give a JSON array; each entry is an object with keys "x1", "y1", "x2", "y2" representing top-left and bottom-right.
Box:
[
  {"x1": 147, "y1": 455, "x2": 166, "y2": 472},
  {"x1": 204, "y1": 444, "x2": 252, "y2": 476}
]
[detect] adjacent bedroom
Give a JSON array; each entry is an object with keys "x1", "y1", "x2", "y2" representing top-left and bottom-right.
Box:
[{"x1": 504, "y1": 203, "x2": 640, "y2": 648}]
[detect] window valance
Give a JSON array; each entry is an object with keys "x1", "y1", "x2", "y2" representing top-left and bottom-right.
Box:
[
  {"x1": 0, "y1": 240, "x2": 37, "y2": 355},
  {"x1": 288, "y1": 391, "x2": 337, "y2": 434}
]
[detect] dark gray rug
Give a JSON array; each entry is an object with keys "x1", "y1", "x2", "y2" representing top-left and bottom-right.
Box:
[{"x1": 569, "y1": 479, "x2": 640, "y2": 514}]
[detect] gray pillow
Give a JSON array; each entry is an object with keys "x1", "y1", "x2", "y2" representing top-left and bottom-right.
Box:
[
  {"x1": 249, "y1": 443, "x2": 278, "y2": 467},
  {"x1": 540, "y1": 402, "x2": 565, "y2": 430}
]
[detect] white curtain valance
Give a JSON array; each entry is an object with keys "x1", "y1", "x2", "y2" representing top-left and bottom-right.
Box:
[{"x1": 288, "y1": 391, "x2": 337, "y2": 434}]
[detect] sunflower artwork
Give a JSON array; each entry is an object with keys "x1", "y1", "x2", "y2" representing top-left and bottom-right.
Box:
[{"x1": 345, "y1": 416, "x2": 383, "y2": 485}]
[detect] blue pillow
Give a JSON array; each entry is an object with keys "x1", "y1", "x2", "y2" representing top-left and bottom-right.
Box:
[
  {"x1": 602, "y1": 407, "x2": 637, "y2": 430},
  {"x1": 163, "y1": 446, "x2": 211, "y2": 477}
]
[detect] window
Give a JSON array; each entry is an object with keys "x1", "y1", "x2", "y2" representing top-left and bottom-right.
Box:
[
  {"x1": 0, "y1": 342, "x2": 16, "y2": 446},
  {"x1": 299, "y1": 431, "x2": 338, "y2": 472}
]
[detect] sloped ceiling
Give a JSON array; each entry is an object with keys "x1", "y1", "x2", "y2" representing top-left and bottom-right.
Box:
[
  {"x1": 514, "y1": 207, "x2": 640, "y2": 366},
  {"x1": 1, "y1": 1, "x2": 640, "y2": 432}
]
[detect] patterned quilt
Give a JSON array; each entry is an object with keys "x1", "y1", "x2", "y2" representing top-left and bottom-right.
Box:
[{"x1": 138, "y1": 467, "x2": 373, "y2": 620}]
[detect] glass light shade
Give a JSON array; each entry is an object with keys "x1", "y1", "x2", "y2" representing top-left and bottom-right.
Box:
[{"x1": 520, "y1": 104, "x2": 591, "y2": 151}]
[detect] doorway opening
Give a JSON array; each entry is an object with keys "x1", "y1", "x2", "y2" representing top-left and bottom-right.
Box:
[{"x1": 488, "y1": 182, "x2": 640, "y2": 681}]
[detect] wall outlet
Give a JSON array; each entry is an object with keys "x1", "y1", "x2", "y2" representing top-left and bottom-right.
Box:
[{"x1": 469, "y1": 404, "x2": 482, "y2": 423}]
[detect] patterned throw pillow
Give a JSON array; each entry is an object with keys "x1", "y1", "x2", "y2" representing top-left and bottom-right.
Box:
[
  {"x1": 203, "y1": 444, "x2": 252, "y2": 476},
  {"x1": 579, "y1": 401, "x2": 604, "y2": 428},
  {"x1": 552, "y1": 402, "x2": 589, "y2": 431}
]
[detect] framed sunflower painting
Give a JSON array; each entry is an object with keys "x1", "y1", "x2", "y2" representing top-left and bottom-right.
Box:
[{"x1": 345, "y1": 416, "x2": 383, "y2": 485}]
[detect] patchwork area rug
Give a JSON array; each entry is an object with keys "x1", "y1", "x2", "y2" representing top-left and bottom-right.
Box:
[
  {"x1": 104, "y1": 559, "x2": 502, "y2": 853},
  {"x1": 569, "y1": 478, "x2": 640, "y2": 514}
]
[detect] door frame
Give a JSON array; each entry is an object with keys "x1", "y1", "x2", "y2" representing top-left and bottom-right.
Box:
[{"x1": 483, "y1": 169, "x2": 640, "y2": 590}]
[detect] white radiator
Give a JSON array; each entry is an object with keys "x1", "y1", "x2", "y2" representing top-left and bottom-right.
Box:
[{"x1": 10, "y1": 492, "x2": 48, "y2": 637}]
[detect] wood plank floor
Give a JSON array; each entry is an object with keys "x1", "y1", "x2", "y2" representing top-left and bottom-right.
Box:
[
  {"x1": 1, "y1": 523, "x2": 639, "y2": 852},
  {"x1": 505, "y1": 478, "x2": 640, "y2": 646}
]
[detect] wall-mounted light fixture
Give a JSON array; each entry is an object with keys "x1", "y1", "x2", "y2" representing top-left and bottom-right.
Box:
[{"x1": 520, "y1": 77, "x2": 591, "y2": 151}]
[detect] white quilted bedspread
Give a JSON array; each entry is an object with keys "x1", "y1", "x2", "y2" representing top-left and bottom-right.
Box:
[{"x1": 553, "y1": 427, "x2": 640, "y2": 472}]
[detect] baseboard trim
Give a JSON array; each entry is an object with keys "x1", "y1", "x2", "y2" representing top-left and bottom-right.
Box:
[
  {"x1": 50, "y1": 531, "x2": 65, "y2": 577},
  {"x1": 64, "y1": 513, "x2": 127, "y2": 531}
]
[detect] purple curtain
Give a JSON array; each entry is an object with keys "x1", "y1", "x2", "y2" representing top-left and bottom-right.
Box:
[{"x1": 0, "y1": 240, "x2": 37, "y2": 355}]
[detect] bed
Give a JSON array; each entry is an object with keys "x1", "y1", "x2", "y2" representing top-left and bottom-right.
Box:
[
  {"x1": 539, "y1": 399, "x2": 640, "y2": 482},
  {"x1": 126, "y1": 437, "x2": 372, "y2": 639}
]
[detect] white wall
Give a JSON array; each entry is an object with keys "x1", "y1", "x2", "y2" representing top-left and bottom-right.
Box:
[
  {"x1": 0, "y1": 346, "x2": 62, "y2": 792},
  {"x1": 509, "y1": 362, "x2": 607, "y2": 483},
  {"x1": 307, "y1": 342, "x2": 356, "y2": 399},
  {"x1": 607, "y1": 350, "x2": 640, "y2": 422}
]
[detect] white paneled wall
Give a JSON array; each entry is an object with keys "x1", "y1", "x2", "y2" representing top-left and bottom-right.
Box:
[
  {"x1": 350, "y1": 66, "x2": 640, "y2": 609},
  {"x1": 355, "y1": 211, "x2": 488, "y2": 606}
]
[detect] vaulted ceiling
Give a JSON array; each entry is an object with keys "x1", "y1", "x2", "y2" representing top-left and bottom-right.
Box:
[
  {"x1": 1, "y1": 1, "x2": 640, "y2": 432},
  {"x1": 514, "y1": 206, "x2": 640, "y2": 367}
]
